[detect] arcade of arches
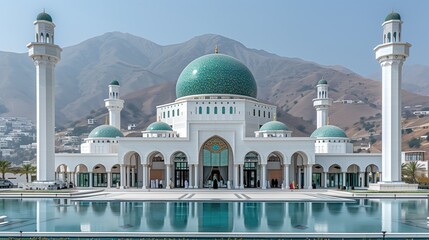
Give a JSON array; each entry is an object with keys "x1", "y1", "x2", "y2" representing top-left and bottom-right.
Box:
[{"x1": 55, "y1": 137, "x2": 380, "y2": 189}]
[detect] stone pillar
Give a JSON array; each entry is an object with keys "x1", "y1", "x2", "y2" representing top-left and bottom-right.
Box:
[
  {"x1": 120, "y1": 164, "x2": 125, "y2": 189},
  {"x1": 131, "y1": 167, "x2": 135, "y2": 187},
  {"x1": 125, "y1": 166, "x2": 130, "y2": 188},
  {"x1": 194, "y1": 164, "x2": 198, "y2": 189},
  {"x1": 342, "y1": 172, "x2": 346, "y2": 187},
  {"x1": 284, "y1": 164, "x2": 290, "y2": 189},
  {"x1": 188, "y1": 164, "x2": 193, "y2": 189},
  {"x1": 240, "y1": 164, "x2": 244, "y2": 189},
  {"x1": 234, "y1": 164, "x2": 239, "y2": 189},
  {"x1": 307, "y1": 164, "x2": 313, "y2": 189},
  {"x1": 74, "y1": 173, "x2": 78, "y2": 187},
  {"x1": 261, "y1": 164, "x2": 267, "y2": 189},
  {"x1": 166, "y1": 164, "x2": 171, "y2": 189},
  {"x1": 106, "y1": 172, "x2": 110, "y2": 188},
  {"x1": 324, "y1": 172, "x2": 328, "y2": 188},
  {"x1": 142, "y1": 165, "x2": 148, "y2": 189},
  {"x1": 88, "y1": 172, "x2": 93, "y2": 188}
]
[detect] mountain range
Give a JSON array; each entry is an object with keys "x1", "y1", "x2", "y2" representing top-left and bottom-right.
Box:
[{"x1": 1, "y1": 32, "x2": 429, "y2": 137}]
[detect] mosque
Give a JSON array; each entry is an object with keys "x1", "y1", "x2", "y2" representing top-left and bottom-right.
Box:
[{"x1": 29, "y1": 11, "x2": 413, "y2": 190}]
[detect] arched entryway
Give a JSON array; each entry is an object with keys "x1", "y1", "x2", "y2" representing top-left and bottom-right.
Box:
[
  {"x1": 200, "y1": 136, "x2": 232, "y2": 188},
  {"x1": 92, "y1": 164, "x2": 107, "y2": 187},
  {"x1": 123, "y1": 151, "x2": 141, "y2": 188},
  {"x1": 75, "y1": 164, "x2": 89, "y2": 187},
  {"x1": 148, "y1": 151, "x2": 166, "y2": 188},
  {"x1": 267, "y1": 152, "x2": 283, "y2": 188},
  {"x1": 171, "y1": 151, "x2": 189, "y2": 188},
  {"x1": 290, "y1": 152, "x2": 310, "y2": 189},
  {"x1": 244, "y1": 152, "x2": 260, "y2": 188},
  {"x1": 346, "y1": 164, "x2": 360, "y2": 188},
  {"x1": 365, "y1": 164, "x2": 380, "y2": 186},
  {"x1": 111, "y1": 164, "x2": 120, "y2": 188},
  {"x1": 327, "y1": 164, "x2": 342, "y2": 188},
  {"x1": 56, "y1": 164, "x2": 68, "y2": 182}
]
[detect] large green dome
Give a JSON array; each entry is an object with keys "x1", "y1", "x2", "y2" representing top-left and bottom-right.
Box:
[
  {"x1": 37, "y1": 12, "x2": 53, "y2": 22},
  {"x1": 260, "y1": 121, "x2": 289, "y2": 131},
  {"x1": 176, "y1": 54, "x2": 257, "y2": 99},
  {"x1": 385, "y1": 12, "x2": 401, "y2": 21},
  {"x1": 310, "y1": 125, "x2": 347, "y2": 138},
  {"x1": 88, "y1": 125, "x2": 124, "y2": 138},
  {"x1": 146, "y1": 122, "x2": 173, "y2": 131}
]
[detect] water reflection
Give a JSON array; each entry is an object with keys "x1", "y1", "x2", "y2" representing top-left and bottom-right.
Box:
[{"x1": 0, "y1": 199, "x2": 428, "y2": 233}]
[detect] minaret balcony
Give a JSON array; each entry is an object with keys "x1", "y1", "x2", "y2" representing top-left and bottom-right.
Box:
[{"x1": 374, "y1": 42, "x2": 410, "y2": 60}]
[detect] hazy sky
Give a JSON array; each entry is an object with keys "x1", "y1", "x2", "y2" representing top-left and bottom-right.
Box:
[{"x1": 1, "y1": 0, "x2": 428, "y2": 76}]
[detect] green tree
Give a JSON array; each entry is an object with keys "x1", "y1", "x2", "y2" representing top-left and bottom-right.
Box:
[
  {"x1": 408, "y1": 138, "x2": 421, "y2": 148},
  {"x1": 20, "y1": 164, "x2": 36, "y2": 183},
  {"x1": 401, "y1": 161, "x2": 425, "y2": 184},
  {"x1": 0, "y1": 160, "x2": 11, "y2": 179}
]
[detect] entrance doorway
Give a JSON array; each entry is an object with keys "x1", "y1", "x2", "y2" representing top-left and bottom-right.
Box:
[
  {"x1": 201, "y1": 136, "x2": 231, "y2": 188},
  {"x1": 173, "y1": 152, "x2": 189, "y2": 188}
]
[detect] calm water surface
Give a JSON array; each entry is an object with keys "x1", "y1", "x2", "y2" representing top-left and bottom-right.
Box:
[{"x1": 0, "y1": 199, "x2": 428, "y2": 233}]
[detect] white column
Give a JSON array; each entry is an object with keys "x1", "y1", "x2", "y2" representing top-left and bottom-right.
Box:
[
  {"x1": 131, "y1": 167, "x2": 135, "y2": 187},
  {"x1": 307, "y1": 164, "x2": 313, "y2": 189},
  {"x1": 194, "y1": 164, "x2": 198, "y2": 188},
  {"x1": 74, "y1": 173, "x2": 78, "y2": 187},
  {"x1": 240, "y1": 164, "x2": 244, "y2": 189},
  {"x1": 284, "y1": 164, "x2": 290, "y2": 189},
  {"x1": 125, "y1": 166, "x2": 130, "y2": 188},
  {"x1": 261, "y1": 164, "x2": 267, "y2": 189},
  {"x1": 120, "y1": 164, "x2": 125, "y2": 189},
  {"x1": 166, "y1": 164, "x2": 171, "y2": 189},
  {"x1": 188, "y1": 164, "x2": 193, "y2": 189},
  {"x1": 142, "y1": 165, "x2": 148, "y2": 189},
  {"x1": 234, "y1": 165, "x2": 239, "y2": 189},
  {"x1": 88, "y1": 172, "x2": 93, "y2": 187},
  {"x1": 107, "y1": 172, "x2": 111, "y2": 188},
  {"x1": 324, "y1": 172, "x2": 328, "y2": 188},
  {"x1": 342, "y1": 172, "x2": 346, "y2": 187}
]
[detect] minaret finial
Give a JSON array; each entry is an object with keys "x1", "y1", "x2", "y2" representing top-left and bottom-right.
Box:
[{"x1": 215, "y1": 45, "x2": 219, "y2": 54}]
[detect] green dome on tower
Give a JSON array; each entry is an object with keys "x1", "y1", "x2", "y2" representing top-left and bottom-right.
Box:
[
  {"x1": 385, "y1": 12, "x2": 401, "y2": 21},
  {"x1": 310, "y1": 125, "x2": 347, "y2": 138},
  {"x1": 146, "y1": 122, "x2": 173, "y2": 131},
  {"x1": 88, "y1": 125, "x2": 124, "y2": 138},
  {"x1": 176, "y1": 54, "x2": 257, "y2": 99},
  {"x1": 318, "y1": 79, "x2": 328, "y2": 85},
  {"x1": 110, "y1": 80, "x2": 120, "y2": 86},
  {"x1": 260, "y1": 121, "x2": 289, "y2": 131},
  {"x1": 36, "y1": 12, "x2": 53, "y2": 22}
]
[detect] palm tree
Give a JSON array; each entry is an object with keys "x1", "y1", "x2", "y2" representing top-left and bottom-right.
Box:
[
  {"x1": 401, "y1": 161, "x2": 425, "y2": 184},
  {"x1": 20, "y1": 164, "x2": 36, "y2": 183},
  {"x1": 0, "y1": 160, "x2": 11, "y2": 179}
]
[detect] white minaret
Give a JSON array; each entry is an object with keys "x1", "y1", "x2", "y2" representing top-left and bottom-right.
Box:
[
  {"x1": 104, "y1": 80, "x2": 124, "y2": 129},
  {"x1": 374, "y1": 12, "x2": 410, "y2": 182},
  {"x1": 27, "y1": 11, "x2": 62, "y2": 180},
  {"x1": 313, "y1": 78, "x2": 332, "y2": 128}
]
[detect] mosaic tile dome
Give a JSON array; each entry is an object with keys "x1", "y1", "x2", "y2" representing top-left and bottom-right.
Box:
[
  {"x1": 176, "y1": 54, "x2": 257, "y2": 99},
  {"x1": 146, "y1": 121, "x2": 173, "y2": 131},
  {"x1": 310, "y1": 125, "x2": 347, "y2": 138},
  {"x1": 88, "y1": 125, "x2": 124, "y2": 138},
  {"x1": 318, "y1": 79, "x2": 327, "y2": 85},
  {"x1": 37, "y1": 12, "x2": 53, "y2": 22},
  {"x1": 260, "y1": 121, "x2": 289, "y2": 131},
  {"x1": 385, "y1": 12, "x2": 401, "y2": 21}
]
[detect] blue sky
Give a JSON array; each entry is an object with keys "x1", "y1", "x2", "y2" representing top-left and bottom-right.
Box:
[{"x1": 1, "y1": 0, "x2": 428, "y2": 76}]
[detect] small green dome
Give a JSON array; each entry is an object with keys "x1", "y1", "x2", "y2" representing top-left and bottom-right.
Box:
[
  {"x1": 88, "y1": 125, "x2": 124, "y2": 138},
  {"x1": 176, "y1": 54, "x2": 257, "y2": 99},
  {"x1": 385, "y1": 12, "x2": 401, "y2": 21},
  {"x1": 318, "y1": 79, "x2": 328, "y2": 85},
  {"x1": 311, "y1": 125, "x2": 347, "y2": 138},
  {"x1": 260, "y1": 121, "x2": 289, "y2": 131},
  {"x1": 36, "y1": 12, "x2": 53, "y2": 22},
  {"x1": 110, "y1": 80, "x2": 120, "y2": 86},
  {"x1": 146, "y1": 122, "x2": 173, "y2": 131}
]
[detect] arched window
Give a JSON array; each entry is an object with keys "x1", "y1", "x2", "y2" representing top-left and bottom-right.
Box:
[
  {"x1": 263, "y1": 111, "x2": 266, "y2": 118},
  {"x1": 253, "y1": 109, "x2": 256, "y2": 116},
  {"x1": 35, "y1": 33, "x2": 39, "y2": 42},
  {"x1": 230, "y1": 106, "x2": 233, "y2": 114},
  {"x1": 222, "y1": 106, "x2": 225, "y2": 114},
  {"x1": 206, "y1": 106, "x2": 210, "y2": 114},
  {"x1": 393, "y1": 32, "x2": 397, "y2": 42},
  {"x1": 398, "y1": 32, "x2": 401, "y2": 41},
  {"x1": 168, "y1": 111, "x2": 170, "y2": 118},
  {"x1": 258, "y1": 110, "x2": 261, "y2": 117},
  {"x1": 268, "y1": 112, "x2": 271, "y2": 118},
  {"x1": 163, "y1": 112, "x2": 165, "y2": 118},
  {"x1": 199, "y1": 107, "x2": 202, "y2": 114},
  {"x1": 177, "y1": 109, "x2": 179, "y2": 116},
  {"x1": 40, "y1": 33, "x2": 44, "y2": 43},
  {"x1": 46, "y1": 33, "x2": 50, "y2": 43},
  {"x1": 214, "y1": 106, "x2": 218, "y2": 114},
  {"x1": 384, "y1": 34, "x2": 386, "y2": 43},
  {"x1": 387, "y1": 32, "x2": 391, "y2": 43},
  {"x1": 172, "y1": 110, "x2": 175, "y2": 117}
]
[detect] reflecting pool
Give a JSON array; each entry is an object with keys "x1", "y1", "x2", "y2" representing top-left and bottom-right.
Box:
[{"x1": 0, "y1": 199, "x2": 428, "y2": 233}]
